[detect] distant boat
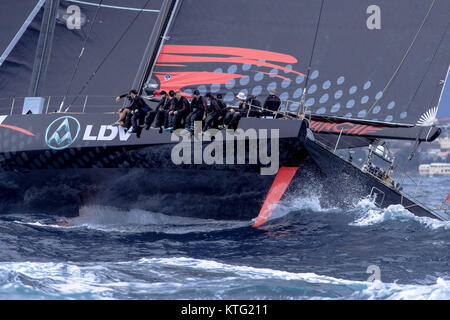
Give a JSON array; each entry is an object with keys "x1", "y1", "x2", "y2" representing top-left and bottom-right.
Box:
[{"x1": 419, "y1": 163, "x2": 450, "y2": 176}]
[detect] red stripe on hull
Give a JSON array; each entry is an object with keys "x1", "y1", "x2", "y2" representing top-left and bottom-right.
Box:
[
  {"x1": 252, "y1": 166, "x2": 299, "y2": 228},
  {"x1": 0, "y1": 124, "x2": 35, "y2": 136}
]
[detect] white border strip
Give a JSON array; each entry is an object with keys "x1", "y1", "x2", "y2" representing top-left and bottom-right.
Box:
[
  {"x1": 0, "y1": 0, "x2": 46, "y2": 67},
  {"x1": 67, "y1": 0, "x2": 160, "y2": 13}
]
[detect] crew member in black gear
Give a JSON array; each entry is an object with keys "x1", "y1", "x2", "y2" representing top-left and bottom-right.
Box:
[
  {"x1": 114, "y1": 90, "x2": 148, "y2": 133},
  {"x1": 223, "y1": 92, "x2": 248, "y2": 130},
  {"x1": 262, "y1": 90, "x2": 281, "y2": 118},
  {"x1": 246, "y1": 93, "x2": 262, "y2": 118},
  {"x1": 147, "y1": 90, "x2": 168, "y2": 130},
  {"x1": 143, "y1": 91, "x2": 164, "y2": 130},
  {"x1": 154, "y1": 90, "x2": 174, "y2": 131},
  {"x1": 114, "y1": 90, "x2": 136, "y2": 127},
  {"x1": 185, "y1": 90, "x2": 206, "y2": 132},
  {"x1": 216, "y1": 93, "x2": 227, "y2": 128},
  {"x1": 129, "y1": 91, "x2": 150, "y2": 134},
  {"x1": 203, "y1": 92, "x2": 221, "y2": 132},
  {"x1": 165, "y1": 90, "x2": 190, "y2": 132}
]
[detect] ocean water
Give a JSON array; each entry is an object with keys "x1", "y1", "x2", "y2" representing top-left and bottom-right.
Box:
[{"x1": 0, "y1": 175, "x2": 449, "y2": 300}]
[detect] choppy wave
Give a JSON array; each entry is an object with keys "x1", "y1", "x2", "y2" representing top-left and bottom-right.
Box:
[
  {"x1": 1, "y1": 257, "x2": 449, "y2": 300},
  {"x1": 66, "y1": 196, "x2": 450, "y2": 232},
  {"x1": 9, "y1": 191, "x2": 450, "y2": 235},
  {"x1": 1, "y1": 175, "x2": 449, "y2": 300},
  {"x1": 276, "y1": 195, "x2": 450, "y2": 230},
  {"x1": 347, "y1": 199, "x2": 450, "y2": 230}
]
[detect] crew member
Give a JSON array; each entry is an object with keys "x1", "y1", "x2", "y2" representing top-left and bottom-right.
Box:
[
  {"x1": 185, "y1": 90, "x2": 206, "y2": 132},
  {"x1": 246, "y1": 93, "x2": 262, "y2": 118},
  {"x1": 114, "y1": 90, "x2": 148, "y2": 133},
  {"x1": 223, "y1": 92, "x2": 248, "y2": 130},
  {"x1": 216, "y1": 93, "x2": 227, "y2": 128},
  {"x1": 147, "y1": 90, "x2": 168, "y2": 130},
  {"x1": 203, "y1": 92, "x2": 221, "y2": 132},
  {"x1": 143, "y1": 91, "x2": 166, "y2": 130},
  {"x1": 129, "y1": 91, "x2": 150, "y2": 134},
  {"x1": 262, "y1": 90, "x2": 281, "y2": 118},
  {"x1": 165, "y1": 90, "x2": 190, "y2": 132},
  {"x1": 154, "y1": 90, "x2": 174, "y2": 131},
  {"x1": 114, "y1": 90, "x2": 135, "y2": 127}
]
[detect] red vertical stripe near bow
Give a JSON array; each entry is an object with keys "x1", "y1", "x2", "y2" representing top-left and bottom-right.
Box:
[{"x1": 252, "y1": 166, "x2": 299, "y2": 228}]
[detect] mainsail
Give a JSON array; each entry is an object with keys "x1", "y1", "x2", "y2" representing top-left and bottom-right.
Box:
[
  {"x1": 149, "y1": 0, "x2": 450, "y2": 126},
  {"x1": 0, "y1": 0, "x2": 163, "y2": 113}
]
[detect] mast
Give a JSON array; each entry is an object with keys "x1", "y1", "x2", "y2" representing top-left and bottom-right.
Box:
[
  {"x1": 133, "y1": 0, "x2": 179, "y2": 94},
  {"x1": 298, "y1": 0, "x2": 325, "y2": 119},
  {"x1": 28, "y1": 0, "x2": 60, "y2": 97}
]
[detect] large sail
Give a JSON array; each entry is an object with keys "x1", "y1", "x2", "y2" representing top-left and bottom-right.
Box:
[
  {"x1": 149, "y1": 0, "x2": 450, "y2": 126},
  {"x1": 0, "y1": 0, "x2": 163, "y2": 113}
]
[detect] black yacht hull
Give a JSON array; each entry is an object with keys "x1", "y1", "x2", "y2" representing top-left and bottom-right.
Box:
[
  {"x1": 0, "y1": 150, "x2": 315, "y2": 220},
  {"x1": 0, "y1": 114, "x2": 445, "y2": 222},
  {"x1": 0, "y1": 115, "x2": 309, "y2": 219}
]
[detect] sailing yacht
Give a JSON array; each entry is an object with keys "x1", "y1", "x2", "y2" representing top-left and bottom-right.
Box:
[{"x1": 0, "y1": 0, "x2": 449, "y2": 224}]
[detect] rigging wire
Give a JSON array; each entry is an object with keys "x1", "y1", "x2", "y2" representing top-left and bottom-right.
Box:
[
  {"x1": 404, "y1": 20, "x2": 450, "y2": 115},
  {"x1": 59, "y1": 0, "x2": 105, "y2": 112},
  {"x1": 65, "y1": 0, "x2": 152, "y2": 111},
  {"x1": 381, "y1": 20, "x2": 450, "y2": 200},
  {"x1": 297, "y1": 0, "x2": 447, "y2": 202},
  {"x1": 364, "y1": 0, "x2": 437, "y2": 117},
  {"x1": 298, "y1": 0, "x2": 325, "y2": 116}
]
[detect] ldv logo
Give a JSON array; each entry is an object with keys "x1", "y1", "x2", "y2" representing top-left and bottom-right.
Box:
[
  {"x1": 45, "y1": 116, "x2": 80, "y2": 150},
  {"x1": 83, "y1": 125, "x2": 131, "y2": 141}
]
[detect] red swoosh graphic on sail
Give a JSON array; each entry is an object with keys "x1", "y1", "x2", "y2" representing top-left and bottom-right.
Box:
[
  {"x1": 159, "y1": 53, "x2": 304, "y2": 76},
  {"x1": 0, "y1": 124, "x2": 35, "y2": 136},
  {"x1": 163, "y1": 45, "x2": 298, "y2": 62},
  {"x1": 159, "y1": 45, "x2": 305, "y2": 76},
  {"x1": 154, "y1": 45, "x2": 305, "y2": 95},
  {"x1": 154, "y1": 72, "x2": 244, "y2": 98}
]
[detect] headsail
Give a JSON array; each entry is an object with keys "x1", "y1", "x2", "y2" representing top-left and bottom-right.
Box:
[{"x1": 148, "y1": 0, "x2": 450, "y2": 126}]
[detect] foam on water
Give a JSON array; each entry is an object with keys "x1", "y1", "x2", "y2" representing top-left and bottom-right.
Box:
[
  {"x1": 257, "y1": 195, "x2": 342, "y2": 225},
  {"x1": 349, "y1": 200, "x2": 450, "y2": 230},
  {"x1": 1, "y1": 257, "x2": 449, "y2": 300},
  {"x1": 274, "y1": 193, "x2": 450, "y2": 230},
  {"x1": 11, "y1": 192, "x2": 450, "y2": 234}
]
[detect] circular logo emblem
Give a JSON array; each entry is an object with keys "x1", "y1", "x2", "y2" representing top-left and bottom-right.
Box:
[{"x1": 45, "y1": 116, "x2": 80, "y2": 150}]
